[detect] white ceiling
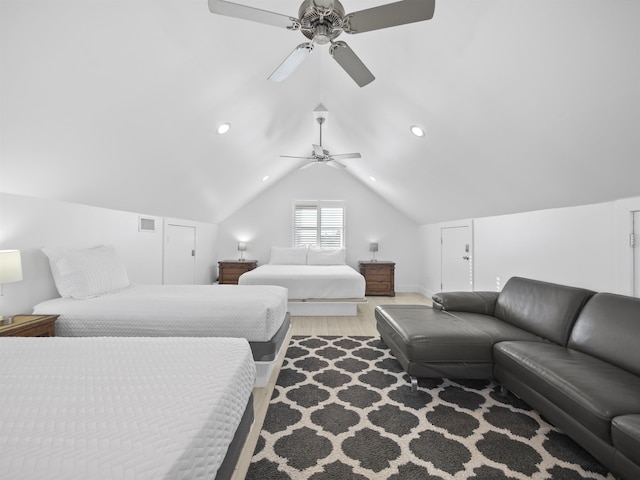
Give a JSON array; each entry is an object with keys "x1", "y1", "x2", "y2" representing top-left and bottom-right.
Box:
[{"x1": 2, "y1": 0, "x2": 639, "y2": 225}]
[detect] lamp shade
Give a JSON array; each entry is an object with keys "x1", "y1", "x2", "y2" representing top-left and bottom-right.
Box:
[
  {"x1": 369, "y1": 242, "x2": 379, "y2": 253},
  {"x1": 0, "y1": 250, "x2": 23, "y2": 284},
  {"x1": 237, "y1": 242, "x2": 247, "y2": 252}
]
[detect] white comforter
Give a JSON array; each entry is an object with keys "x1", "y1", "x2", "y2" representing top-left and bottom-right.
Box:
[
  {"x1": 238, "y1": 264, "x2": 366, "y2": 300},
  {"x1": 0, "y1": 336, "x2": 255, "y2": 480},
  {"x1": 32, "y1": 284, "x2": 288, "y2": 342}
]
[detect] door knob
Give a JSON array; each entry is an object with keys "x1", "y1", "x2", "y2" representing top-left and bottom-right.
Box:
[{"x1": 462, "y1": 256, "x2": 470, "y2": 260}]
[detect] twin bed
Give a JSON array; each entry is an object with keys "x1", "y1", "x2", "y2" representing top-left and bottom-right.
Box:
[
  {"x1": 0, "y1": 336, "x2": 255, "y2": 480},
  {"x1": 33, "y1": 283, "x2": 290, "y2": 387},
  {"x1": 5, "y1": 244, "x2": 365, "y2": 478}
]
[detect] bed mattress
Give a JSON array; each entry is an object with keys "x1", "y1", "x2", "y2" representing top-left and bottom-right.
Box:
[
  {"x1": 0, "y1": 336, "x2": 256, "y2": 480},
  {"x1": 238, "y1": 264, "x2": 366, "y2": 300},
  {"x1": 32, "y1": 284, "x2": 288, "y2": 342}
]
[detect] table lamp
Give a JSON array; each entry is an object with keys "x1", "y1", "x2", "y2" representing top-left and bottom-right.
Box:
[
  {"x1": 0, "y1": 250, "x2": 23, "y2": 325},
  {"x1": 238, "y1": 242, "x2": 247, "y2": 261},
  {"x1": 369, "y1": 242, "x2": 378, "y2": 262}
]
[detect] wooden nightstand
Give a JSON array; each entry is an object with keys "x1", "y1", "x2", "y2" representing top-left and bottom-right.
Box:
[
  {"x1": 218, "y1": 260, "x2": 258, "y2": 285},
  {"x1": 0, "y1": 315, "x2": 59, "y2": 337},
  {"x1": 359, "y1": 261, "x2": 396, "y2": 296}
]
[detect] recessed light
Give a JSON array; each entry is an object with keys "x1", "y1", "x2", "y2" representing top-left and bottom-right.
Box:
[
  {"x1": 262, "y1": 175, "x2": 270, "y2": 182},
  {"x1": 369, "y1": 176, "x2": 377, "y2": 182},
  {"x1": 217, "y1": 123, "x2": 231, "y2": 134},
  {"x1": 410, "y1": 125, "x2": 425, "y2": 137}
]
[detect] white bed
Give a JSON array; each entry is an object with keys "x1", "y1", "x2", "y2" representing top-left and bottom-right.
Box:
[
  {"x1": 35, "y1": 245, "x2": 291, "y2": 386},
  {"x1": 33, "y1": 284, "x2": 289, "y2": 387},
  {"x1": 238, "y1": 247, "x2": 366, "y2": 316},
  {"x1": 0, "y1": 336, "x2": 255, "y2": 480}
]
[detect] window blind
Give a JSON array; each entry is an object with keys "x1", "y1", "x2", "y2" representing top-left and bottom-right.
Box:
[{"x1": 293, "y1": 202, "x2": 344, "y2": 248}]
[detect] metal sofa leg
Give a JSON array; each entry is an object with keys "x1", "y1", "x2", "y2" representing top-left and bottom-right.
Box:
[{"x1": 411, "y1": 376, "x2": 418, "y2": 392}]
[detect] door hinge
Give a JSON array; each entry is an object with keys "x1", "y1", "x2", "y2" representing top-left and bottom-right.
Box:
[{"x1": 631, "y1": 233, "x2": 636, "y2": 248}]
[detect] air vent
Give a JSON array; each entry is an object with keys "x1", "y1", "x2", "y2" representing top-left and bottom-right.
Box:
[{"x1": 139, "y1": 217, "x2": 156, "y2": 232}]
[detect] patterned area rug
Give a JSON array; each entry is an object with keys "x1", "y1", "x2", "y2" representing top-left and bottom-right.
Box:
[{"x1": 247, "y1": 336, "x2": 614, "y2": 480}]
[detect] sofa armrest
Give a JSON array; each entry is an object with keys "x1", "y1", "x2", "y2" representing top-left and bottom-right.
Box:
[{"x1": 432, "y1": 291, "x2": 499, "y2": 315}]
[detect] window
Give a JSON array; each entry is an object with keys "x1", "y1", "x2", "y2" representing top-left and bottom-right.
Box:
[{"x1": 293, "y1": 201, "x2": 345, "y2": 248}]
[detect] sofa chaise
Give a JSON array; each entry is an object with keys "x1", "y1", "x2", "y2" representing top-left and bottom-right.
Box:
[{"x1": 375, "y1": 276, "x2": 640, "y2": 480}]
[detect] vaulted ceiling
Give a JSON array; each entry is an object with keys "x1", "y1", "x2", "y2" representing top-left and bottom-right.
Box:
[{"x1": 2, "y1": 0, "x2": 639, "y2": 225}]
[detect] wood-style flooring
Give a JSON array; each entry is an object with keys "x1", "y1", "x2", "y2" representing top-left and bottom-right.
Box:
[{"x1": 231, "y1": 292, "x2": 432, "y2": 480}]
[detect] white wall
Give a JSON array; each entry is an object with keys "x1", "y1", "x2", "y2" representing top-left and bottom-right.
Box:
[
  {"x1": 217, "y1": 166, "x2": 421, "y2": 292},
  {"x1": 473, "y1": 203, "x2": 616, "y2": 292},
  {"x1": 419, "y1": 196, "x2": 640, "y2": 297},
  {"x1": 0, "y1": 193, "x2": 217, "y2": 315}
]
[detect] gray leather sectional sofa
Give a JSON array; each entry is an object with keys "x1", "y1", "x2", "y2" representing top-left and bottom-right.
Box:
[{"x1": 375, "y1": 276, "x2": 640, "y2": 480}]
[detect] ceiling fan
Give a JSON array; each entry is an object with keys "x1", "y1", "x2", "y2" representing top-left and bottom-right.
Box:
[
  {"x1": 208, "y1": 0, "x2": 436, "y2": 87},
  {"x1": 281, "y1": 105, "x2": 361, "y2": 169}
]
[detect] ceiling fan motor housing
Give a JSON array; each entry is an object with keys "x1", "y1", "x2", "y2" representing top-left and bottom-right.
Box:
[{"x1": 298, "y1": 0, "x2": 345, "y2": 45}]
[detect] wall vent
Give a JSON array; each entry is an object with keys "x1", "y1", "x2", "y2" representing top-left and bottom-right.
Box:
[{"x1": 139, "y1": 217, "x2": 156, "y2": 232}]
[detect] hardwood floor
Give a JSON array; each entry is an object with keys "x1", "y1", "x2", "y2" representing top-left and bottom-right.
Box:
[{"x1": 231, "y1": 292, "x2": 432, "y2": 480}]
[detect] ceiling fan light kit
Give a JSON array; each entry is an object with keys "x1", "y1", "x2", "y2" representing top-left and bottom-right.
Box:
[{"x1": 208, "y1": 0, "x2": 436, "y2": 87}]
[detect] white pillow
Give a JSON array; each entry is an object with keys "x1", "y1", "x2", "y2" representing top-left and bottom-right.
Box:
[
  {"x1": 269, "y1": 246, "x2": 308, "y2": 265},
  {"x1": 307, "y1": 247, "x2": 346, "y2": 265},
  {"x1": 42, "y1": 245, "x2": 130, "y2": 299}
]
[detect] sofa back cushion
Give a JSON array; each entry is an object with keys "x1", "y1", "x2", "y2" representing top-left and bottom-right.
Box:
[
  {"x1": 569, "y1": 293, "x2": 640, "y2": 376},
  {"x1": 494, "y1": 277, "x2": 595, "y2": 345}
]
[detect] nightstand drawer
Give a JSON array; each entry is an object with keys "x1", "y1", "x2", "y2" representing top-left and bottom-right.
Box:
[
  {"x1": 367, "y1": 281, "x2": 392, "y2": 294},
  {"x1": 365, "y1": 271, "x2": 392, "y2": 281},
  {"x1": 0, "y1": 315, "x2": 58, "y2": 337}
]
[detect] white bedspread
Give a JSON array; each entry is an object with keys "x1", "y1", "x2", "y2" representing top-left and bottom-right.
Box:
[
  {"x1": 238, "y1": 264, "x2": 366, "y2": 300},
  {"x1": 0, "y1": 336, "x2": 255, "y2": 480},
  {"x1": 32, "y1": 284, "x2": 288, "y2": 342}
]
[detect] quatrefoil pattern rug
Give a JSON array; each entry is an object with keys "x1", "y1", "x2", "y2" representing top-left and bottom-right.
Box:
[{"x1": 247, "y1": 336, "x2": 614, "y2": 480}]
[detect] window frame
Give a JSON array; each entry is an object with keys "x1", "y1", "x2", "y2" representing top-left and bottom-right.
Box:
[{"x1": 292, "y1": 200, "x2": 346, "y2": 248}]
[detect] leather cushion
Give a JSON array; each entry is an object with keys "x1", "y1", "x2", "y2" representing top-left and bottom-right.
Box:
[
  {"x1": 612, "y1": 415, "x2": 640, "y2": 464},
  {"x1": 494, "y1": 341, "x2": 640, "y2": 441},
  {"x1": 432, "y1": 291, "x2": 499, "y2": 315},
  {"x1": 569, "y1": 293, "x2": 640, "y2": 376},
  {"x1": 494, "y1": 277, "x2": 595, "y2": 345},
  {"x1": 375, "y1": 305, "x2": 540, "y2": 364}
]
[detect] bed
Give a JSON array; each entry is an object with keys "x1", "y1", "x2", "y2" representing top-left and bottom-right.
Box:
[
  {"x1": 0, "y1": 336, "x2": 255, "y2": 480},
  {"x1": 238, "y1": 246, "x2": 366, "y2": 316},
  {"x1": 35, "y1": 245, "x2": 291, "y2": 386}
]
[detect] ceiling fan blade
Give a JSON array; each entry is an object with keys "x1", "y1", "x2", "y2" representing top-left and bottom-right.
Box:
[
  {"x1": 268, "y1": 43, "x2": 314, "y2": 82},
  {"x1": 330, "y1": 153, "x2": 361, "y2": 160},
  {"x1": 208, "y1": 0, "x2": 298, "y2": 29},
  {"x1": 281, "y1": 155, "x2": 313, "y2": 159},
  {"x1": 329, "y1": 41, "x2": 375, "y2": 87},
  {"x1": 327, "y1": 160, "x2": 347, "y2": 169},
  {"x1": 345, "y1": 0, "x2": 435, "y2": 34},
  {"x1": 312, "y1": 144, "x2": 324, "y2": 157}
]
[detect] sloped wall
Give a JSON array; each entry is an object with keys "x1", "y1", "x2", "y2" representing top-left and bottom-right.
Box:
[
  {"x1": 419, "y1": 196, "x2": 640, "y2": 297},
  {"x1": 217, "y1": 165, "x2": 421, "y2": 292},
  {"x1": 0, "y1": 193, "x2": 217, "y2": 315}
]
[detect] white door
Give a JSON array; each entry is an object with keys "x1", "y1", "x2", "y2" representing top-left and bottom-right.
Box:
[
  {"x1": 441, "y1": 226, "x2": 473, "y2": 292},
  {"x1": 164, "y1": 224, "x2": 196, "y2": 285},
  {"x1": 634, "y1": 211, "x2": 639, "y2": 297}
]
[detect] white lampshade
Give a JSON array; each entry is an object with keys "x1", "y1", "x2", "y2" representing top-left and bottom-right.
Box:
[
  {"x1": 237, "y1": 242, "x2": 247, "y2": 252},
  {"x1": 0, "y1": 250, "x2": 23, "y2": 284},
  {"x1": 369, "y1": 243, "x2": 379, "y2": 253}
]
